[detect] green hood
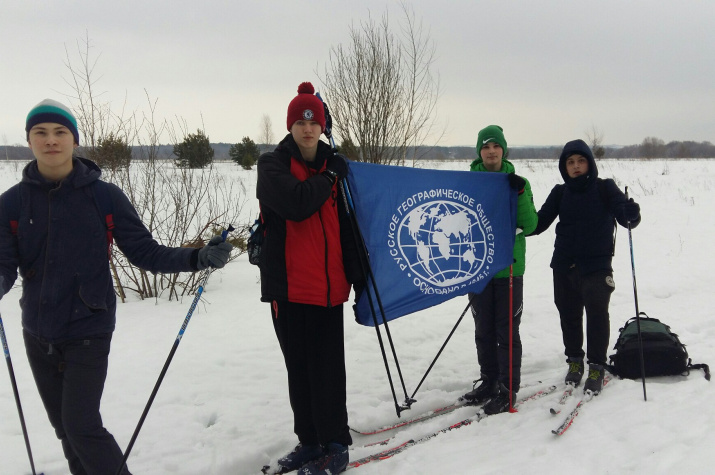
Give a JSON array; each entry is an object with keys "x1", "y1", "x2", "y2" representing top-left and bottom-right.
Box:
[
  {"x1": 468, "y1": 157, "x2": 538, "y2": 277},
  {"x1": 469, "y1": 157, "x2": 516, "y2": 174}
]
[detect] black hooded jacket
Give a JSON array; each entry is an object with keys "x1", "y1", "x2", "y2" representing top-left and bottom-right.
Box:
[
  {"x1": 0, "y1": 157, "x2": 196, "y2": 342},
  {"x1": 530, "y1": 139, "x2": 641, "y2": 275}
]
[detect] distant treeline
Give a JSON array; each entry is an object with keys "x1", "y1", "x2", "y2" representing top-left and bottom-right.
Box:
[
  {"x1": 4, "y1": 140, "x2": 715, "y2": 161},
  {"x1": 428, "y1": 140, "x2": 715, "y2": 160}
]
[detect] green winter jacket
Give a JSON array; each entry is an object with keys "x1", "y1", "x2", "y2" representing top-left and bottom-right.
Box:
[{"x1": 469, "y1": 158, "x2": 538, "y2": 278}]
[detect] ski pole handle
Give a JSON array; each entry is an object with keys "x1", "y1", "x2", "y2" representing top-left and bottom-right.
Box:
[{"x1": 221, "y1": 224, "x2": 235, "y2": 242}]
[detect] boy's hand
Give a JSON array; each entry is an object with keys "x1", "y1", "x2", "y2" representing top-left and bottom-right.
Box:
[
  {"x1": 323, "y1": 154, "x2": 349, "y2": 184},
  {"x1": 507, "y1": 173, "x2": 526, "y2": 195},
  {"x1": 622, "y1": 198, "x2": 640, "y2": 221},
  {"x1": 197, "y1": 235, "x2": 233, "y2": 270}
]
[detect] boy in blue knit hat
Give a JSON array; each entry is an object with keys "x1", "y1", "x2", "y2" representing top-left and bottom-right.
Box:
[{"x1": 0, "y1": 99, "x2": 232, "y2": 474}]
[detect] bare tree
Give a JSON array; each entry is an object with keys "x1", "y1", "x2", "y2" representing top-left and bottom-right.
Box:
[
  {"x1": 258, "y1": 114, "x2": 275, "y2": 153},
  {"x1": 62, "y1": 34, "x2": 248, "y2": 301},
  {"x1": 62, "y1": 32, "x2": 139, "y2": 157},
  {"x1": 585, "y1": 125, "x2": 606, "y2": 159},
  {"x1": 641, "y1": 136, "x2": 666, "y2": 159},
  {"x1": 319, "y1": 3, "x2": 442, "y2": 165}
]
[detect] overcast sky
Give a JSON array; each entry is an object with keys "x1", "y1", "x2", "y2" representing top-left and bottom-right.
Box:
[{"x1": 2, "y1": 0, "x2": 713, "y2": 148}]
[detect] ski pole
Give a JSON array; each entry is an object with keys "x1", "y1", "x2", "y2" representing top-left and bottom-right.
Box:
[
  {"x1": 1, "y1": 312, "x2": 38, "y2": 475},
  {"x1": 625, "y1": 187, "x2": 647, "y2": 401},
  {"x1": 508, "y1": 264, "x2": 516, "y2": 413},
  {"x1": 116, "y1": 226, "x2": 234, "y2": 474},
  {"x1": 410, "y1": 295, "x2": 476, "y2": 400}
]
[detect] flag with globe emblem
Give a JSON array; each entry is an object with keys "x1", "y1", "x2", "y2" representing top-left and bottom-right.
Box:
[{"x1": 345, "y1": 161, "x2": 518, "y2": 326}]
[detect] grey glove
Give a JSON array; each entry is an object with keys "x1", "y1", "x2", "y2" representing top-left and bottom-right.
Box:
[{"x1": 197, "y1": 235, "x2": 233, "y2": 270}]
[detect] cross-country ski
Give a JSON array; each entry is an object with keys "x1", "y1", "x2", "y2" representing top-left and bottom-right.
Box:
[
  {"x1": 552, "y1": 376, "x2": 613, "y2": 436},
  {"x1": 347, "y1": 385, "x2": 557, "y2": 469}
]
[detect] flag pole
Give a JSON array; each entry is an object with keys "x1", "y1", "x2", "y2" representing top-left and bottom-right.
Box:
[
  {"x1": 339, "y1": 180, "x2": 414, "y2": 415},
  {"x1": 409, "y1": 296, "x2": 476, "y2": 400},
  {"x1": 508, "y1": 264, "x2": 517, "y2": 413},
  {"x1": 316, "y1": 91, "x2": 412, "y2": 415}
]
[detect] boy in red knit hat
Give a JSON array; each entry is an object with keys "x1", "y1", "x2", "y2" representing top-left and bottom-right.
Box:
[{"x1": 257, "y1": 82, "x2": 362, "y2": 475}]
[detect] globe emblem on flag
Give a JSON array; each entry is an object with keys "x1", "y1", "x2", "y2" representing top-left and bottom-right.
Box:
[{"x1": 397, "y1": 201, "x2": 488, "y2": 287}]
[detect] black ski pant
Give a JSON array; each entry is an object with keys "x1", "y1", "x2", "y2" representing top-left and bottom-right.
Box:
[
  {"x1": 553, "y1": 268, "x2": 615, "y2": 366},
  {"x1": 23, "y1": 331, "x2": 130, "y2": 475},
  {"x1": 270, "y1": 300, "x2": 352, "y2": 447},
  {"x1": 469, "y1": 276, "x2": 523, "y2": 391}
]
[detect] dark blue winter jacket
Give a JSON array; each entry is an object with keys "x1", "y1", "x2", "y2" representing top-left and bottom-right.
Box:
[
  {"x1": 0, "y1": 158, "x2": 197, "y2": 343},
  {"x1": 530, "y1": 140, "x2": 641, "y2": 275}
]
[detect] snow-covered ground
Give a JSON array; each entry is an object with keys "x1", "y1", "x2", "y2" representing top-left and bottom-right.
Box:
[{"x1": 1, "y1": 157, "x2": 713, "y2": 474}]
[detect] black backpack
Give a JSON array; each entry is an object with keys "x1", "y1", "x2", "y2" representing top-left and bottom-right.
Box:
[{"x1": 608, "y1": 313, "x2": 710, "y2": 380}]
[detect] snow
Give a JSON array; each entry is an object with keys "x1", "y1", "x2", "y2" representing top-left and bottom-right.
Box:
[{"x1": 1, "y1": 158, "x2": 713, "y2": 474}]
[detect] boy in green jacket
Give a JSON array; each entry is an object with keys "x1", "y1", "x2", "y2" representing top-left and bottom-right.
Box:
[{"x1": 461, "y1": 125, "x2": 538, "y2": 414}]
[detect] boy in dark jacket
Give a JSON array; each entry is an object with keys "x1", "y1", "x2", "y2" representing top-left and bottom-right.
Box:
[
  {"x1": 530, "y1": 139, "x2": 641, "y2": 393},
  {"x1": 0, "y1": 99, "x2": 232, "y2": 474},
  {"x1": 256, "y1": 82, "x2": 361, "y2": 475}
]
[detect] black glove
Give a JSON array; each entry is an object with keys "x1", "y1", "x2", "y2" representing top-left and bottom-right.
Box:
[
  {"x1": 323, "y1": 154, "x2": 349, "y2": 184},
  {"x1": 197, "y1": 235, "x2": 233, "y2": 270},
  {"x1": 621, "y1": 198, "x2": 640, "y2": 222},
  {"x1": 0, "y1": 276, "x2": 5, "y2": 301},
  {"x1": 507, "y1": 173, "x2": 526, "y2": 195}
]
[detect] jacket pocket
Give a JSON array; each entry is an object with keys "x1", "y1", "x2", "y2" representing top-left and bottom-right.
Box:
[{"x1": 71, "y1": 275, "x2": 109, "y2": 322}]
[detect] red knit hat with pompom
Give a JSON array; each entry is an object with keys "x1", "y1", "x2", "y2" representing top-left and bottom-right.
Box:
[{"x1": 286, "y1": 82, "x2": 326, "y2": 132}]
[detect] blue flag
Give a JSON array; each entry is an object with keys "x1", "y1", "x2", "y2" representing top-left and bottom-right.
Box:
[{"x1": 346, "y1": 161, "x2": 518, "y2": 326}]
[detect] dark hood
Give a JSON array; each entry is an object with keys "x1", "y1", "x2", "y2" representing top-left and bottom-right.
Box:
[
  {"x1": 558, "y1": 139, "x2": 598, "y2": 190},
  {"x1": 22, "y1": 156, "x2": 102, "y2": 189}
]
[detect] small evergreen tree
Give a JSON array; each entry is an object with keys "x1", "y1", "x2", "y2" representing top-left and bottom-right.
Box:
[
  {"x1": 229, "y1": 136, "x2": 260, "y2": 170},
  {"x1": 89, "y1": 133, "x2": 132, "y2": 171},
  {"x1": 338, "y1": 138, "x2": 360, "y2": 161},
  {"x1": 174, "y1": 129, "x2": 214, "y2": 169}
]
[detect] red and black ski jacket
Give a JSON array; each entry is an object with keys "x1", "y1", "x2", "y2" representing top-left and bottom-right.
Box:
[{"x1": 256, "y1": 135, "x2": 361, "y2": 307}]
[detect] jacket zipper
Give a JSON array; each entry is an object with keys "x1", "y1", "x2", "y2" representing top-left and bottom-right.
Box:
[
  {"x1": 318, "y1": 208, "x2": 332, "y2": 308},
  {"x1": 37, "y1": 186, "x2": 57, "y2": 337}
]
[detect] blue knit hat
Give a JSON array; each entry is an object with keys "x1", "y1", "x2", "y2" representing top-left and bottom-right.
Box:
[{"x1": 25, "y1": 99, "x2": 80, "y2": 145}]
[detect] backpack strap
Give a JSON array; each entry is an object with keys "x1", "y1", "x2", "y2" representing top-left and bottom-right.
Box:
[
  {"x1": 4, "y1": 184, "x2": 21, "y2": 236},
  {"x1": 91, "y1": 181, "x2": 115, "y2": 258},
  {"x1": 687, "y1": 360, "x2": 711, "y2": 381}
]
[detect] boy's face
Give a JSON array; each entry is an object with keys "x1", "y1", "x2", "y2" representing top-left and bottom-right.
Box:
[
  {"x1": 290, "y1": 120, "x2": 322, "y2": 160},
  {"x1": 28, "y1": 122, "x2": 77, "y2": 180},
  {"x1": 480, "y1": 141, "x2": 503, "y2": 172},
  {"x1": 565, "y1": 154, "x2": 589, "y2": 178}
]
